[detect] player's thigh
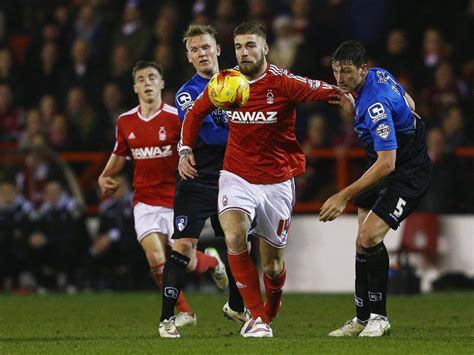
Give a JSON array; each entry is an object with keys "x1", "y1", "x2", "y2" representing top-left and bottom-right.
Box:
[
  {"x1": 134, "y1": 202, "x2": 174, "y2": 244},
  {"x1": 251, "y1": 178, "x2": 294, "y2": 248},
  {"x1": 356, "y1": 208, "x2": 370, "y2": 252},
  {"x1": 173, "y1": 184, "x2": 218, "y2": 239},
  {"x1": 259, "y1": 239, "x2": 284, "y2": 278}
]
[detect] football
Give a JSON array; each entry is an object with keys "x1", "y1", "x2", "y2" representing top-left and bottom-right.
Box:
[{"x1": 208, "y1": 69, "x2": 250, "y2": 109}]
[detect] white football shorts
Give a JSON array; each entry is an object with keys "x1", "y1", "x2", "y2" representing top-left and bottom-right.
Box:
[
  {"x1": 133, "y1": 202, "x2": 174, "y2": 245},
  {"x1": 218, "y1": 170, "x2": 295, "y2": 248}
]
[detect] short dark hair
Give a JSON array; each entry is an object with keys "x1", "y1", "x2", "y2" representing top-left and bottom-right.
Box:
[
  {"x1": 132, "y1": 61, "x2": 164, "y2": 81},
  {"x1": 233, "y1": 22, "x2": 267, "y2": 40},
  {"x1": 331, "y1": 40, "x2": 367, "y2": 67},
  {"x1": 182, "y1": 24, "x2": 217, "y2": 44}
]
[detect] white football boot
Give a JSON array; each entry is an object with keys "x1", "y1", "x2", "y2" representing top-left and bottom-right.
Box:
[
  {"x1": 359, "y1": 313, "x2": 391, "y2": 337},
  {"x1": 158, "y1": 317, "x2": 180, "y2": 338},
  {"x1": 240, "y1": 317, "x2": 273, "y2": 338},
  {"x1": 204, "y1": 247, "x2": 229, "y2": 289},
  {"x1": 328, "y1": 317, "x2": 366, "y2": 337},
  {"x1": 174, "y1": 312, "x2": 197, "y2": 327},
  {"x1": 223, "y1": 302, "x2": 251, "y2": 326}
]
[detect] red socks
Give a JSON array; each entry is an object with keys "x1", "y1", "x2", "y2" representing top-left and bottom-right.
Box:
[
  {"x1": 192, "y1": 250, "x2": 219, "y2": 273},
  {"x1": 151, "y1": 263, "x2": 192, "y2": 314},
  {"x1": 263, "y1": 266, "x2": 286, "y2": 322},
  {"x1": 227, "y1": 251, "x2": 268, "y2": 323}
]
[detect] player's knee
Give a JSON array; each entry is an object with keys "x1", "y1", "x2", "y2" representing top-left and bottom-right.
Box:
[
  {"x1": 224, "y1": 232, "x2": 247, "y2": 252},
  {"x1": 261, "y1": 258, "x2": 284, "y2": 278},
  {"x1": 173, "y1": 238, "x2": 195, "y2": 258},
  {"x1": 359, "y1": 227, "x2": 379, "y2": 248},
  {"x1": 355, "y1": 236, "x2": 365, "y2": 253}
]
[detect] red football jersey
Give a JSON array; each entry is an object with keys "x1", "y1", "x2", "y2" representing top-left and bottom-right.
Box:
[
  {"x1": 180, "y1": 64, "x2": 337, "y2": 184},
  {"x1": 113, "y1": 103, "x2": 181, "y2": 207}
]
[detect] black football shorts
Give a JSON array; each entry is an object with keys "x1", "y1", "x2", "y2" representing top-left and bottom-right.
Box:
[{"x1": 172, "y1": 184, "x2": 224, "y2": 239}]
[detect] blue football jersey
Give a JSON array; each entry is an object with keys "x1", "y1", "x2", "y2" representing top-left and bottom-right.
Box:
[
  {"x1": 354, "y1": 67, "x2": 415, "y2": 153},
  {"x1": 175, "y1": 74, "x2": 228, "y2": 146},
  {"x1": 175, "y1": 73, "x2": 228, "y2": 186}
]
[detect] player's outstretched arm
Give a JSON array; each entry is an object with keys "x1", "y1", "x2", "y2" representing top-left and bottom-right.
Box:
[
  {"x1": 98, "y1": 154, "x2": 126, "y2": 197},
  {"x1": 320, "y1": 150, "x2": 396, "y2": 222}
]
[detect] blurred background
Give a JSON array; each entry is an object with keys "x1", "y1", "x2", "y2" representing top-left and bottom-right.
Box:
[{"x1": 0, "y1": 0, "x2": 472, "y2": 295}]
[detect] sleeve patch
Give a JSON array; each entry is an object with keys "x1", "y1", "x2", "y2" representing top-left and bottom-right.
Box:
[
  {"x1": 307, "y1": 79, "x2": 321, "y2": 90},
  {"x1": 176, "y1": 92, "x2": 194, "y2": 110},
  {"x1": 376, "y1": 123, "x2": 391, "y2": 139},
  {"x1": 368, "y1": 102, "x2": 387, "y2": 123}
]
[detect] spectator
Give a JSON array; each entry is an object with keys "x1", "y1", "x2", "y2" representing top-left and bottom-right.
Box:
[
  {"x1": 33, "y1": 180, "x2": 90, "y2": 291},
  {"x1": 0, "y1": 82, "x2": 23, "y2": 142},
  {"x1": 378, "y1": 28, "x2": 413, "y2": 80},
  {"x1": 418, "y1": 127, "x2": 463, "y2": 212},
  {"x1": 60, "y1": 38, "x2": 102, "y2": 105},
  {"x1": 113, "y1": 2, "x2": 151, "y2": 64},
  {"x1": 0, "y1": 180, "x2": 34, "y2": 290},
  {"x1": 268, "y1": 15, "x2": 302, "y2": 70},
  {"x1": 88, "y1": 175, "x2": 145, "y2": 289},
  {"x1": 441, "y1": 105, "x2": 470, "y2": 148},
  {"x1": 296, "y1": 114, "x2": 335, "y2": 202},
  {"x1": 65, "y1": 86, "x2": 104, "y2": 150},
  {"x1": 18, "y1": 109, "x2": 45, "y2": 150}
]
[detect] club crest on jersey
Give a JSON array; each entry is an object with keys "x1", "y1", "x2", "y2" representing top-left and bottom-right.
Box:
[
  {"x1": 176, "y1": 215, "x2": 188, "y2": 232},
  {"x1": 266, "y1": 89, "x2": 274, "y2": 104},
  {"x1": 376, "y1": 123, "x2": 391, "y2": 139},
  {"x1": 222, "y1": 195, "x2": 228, "y2": 207},
  {"x1": 159, "y1": 126, "x2": 166, "y2": 141}
]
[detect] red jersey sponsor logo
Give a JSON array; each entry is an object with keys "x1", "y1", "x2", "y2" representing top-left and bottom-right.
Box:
[
  {"x1": 225, "y1": 110, "x2": 277, "y2": 124},
  {"x1": 131, "y1": 144, "x2": 173, "y2": 159}
]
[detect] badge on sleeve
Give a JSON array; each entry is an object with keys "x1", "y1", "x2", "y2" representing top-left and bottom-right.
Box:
[{"x1": 376, "y1": 123, "x2": 391, "y2": 139}]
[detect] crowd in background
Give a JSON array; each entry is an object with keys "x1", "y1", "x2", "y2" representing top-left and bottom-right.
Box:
[{"x1": 0, "y1": 0, "x2": 473, "y2": 292}]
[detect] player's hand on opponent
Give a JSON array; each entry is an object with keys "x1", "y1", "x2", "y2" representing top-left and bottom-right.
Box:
[
  {"x1": 328, "y1": 87, "x2": 355, "y2": 115},
  {"x1": 319, "y1": 192, "x2": 348, "y2": 222},
  {"x1": 98, "y1": 176, "x2": 120, "y2": 196},
  {"x1": 178, "y1": 150, "x2": 198, "y2": 180}
]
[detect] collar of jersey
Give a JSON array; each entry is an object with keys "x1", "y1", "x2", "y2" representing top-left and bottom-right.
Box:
[{"x1": 137, "y1": 102, "x2": 163, "y2": 122}]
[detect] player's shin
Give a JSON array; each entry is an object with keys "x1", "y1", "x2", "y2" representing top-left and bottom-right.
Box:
[
  {"x1": 227, "y1": 250, "x2": 269, "y2": 323},
  {"x1": 355, "y1": 253, "x2": 370, "y2": 322},
  {"x1": 364, "y1": 242, "x2": 389, "y2": 317},
  {"x1": 152, "y1": 263, "x2": 192, "y2": 314},
  {"x1": 160, "y1": 251, "x2": 190, "y2": 321},
  {"x1": 263, "y1": 266, "x2": 286, "y2": 322}
]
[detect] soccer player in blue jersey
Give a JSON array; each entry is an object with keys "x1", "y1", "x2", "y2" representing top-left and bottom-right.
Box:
[
  {"x1": 159, "y1": 24, "x2": 249, "y2": 338},
  {"x1": 320, "y1": 41, "x2": 432, "y2": 337}
]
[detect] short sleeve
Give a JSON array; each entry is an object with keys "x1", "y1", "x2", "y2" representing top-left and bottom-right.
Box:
[{"x1": 363, "y1": 100, "x2": 398, "y2": 151}]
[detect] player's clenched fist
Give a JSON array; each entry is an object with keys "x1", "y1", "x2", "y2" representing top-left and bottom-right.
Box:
[{"x1": 98, "y1": 176, "x2": 120, "y2": 196}]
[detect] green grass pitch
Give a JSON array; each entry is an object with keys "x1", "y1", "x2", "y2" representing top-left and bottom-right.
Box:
[{"x1": 1, "y1": 292, "x2": 473, "y2": 354}]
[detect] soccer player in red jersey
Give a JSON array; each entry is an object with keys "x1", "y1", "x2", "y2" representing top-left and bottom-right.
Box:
[
  {"x1": 179, "y1": 23, "x2": 339, "y2": 337},
  {"x1": 98, "y1": 61, "x2": 223, "y2": 332}
]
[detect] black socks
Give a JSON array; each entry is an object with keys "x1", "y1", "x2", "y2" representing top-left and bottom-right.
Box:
[
  {"x1": 355, "y1": 253, "x2": 370, "y2": 322},
  {"x1": 160, "y1": 251, "x2": 190, "y2": 322},
  {"x1": 364, "y1": 242, "x2": 389, "y2": 317},
  {"x1": 225, "y1": 260, "x2": 245, "y2": 312}
]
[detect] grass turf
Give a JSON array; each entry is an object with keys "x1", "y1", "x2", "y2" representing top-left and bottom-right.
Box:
[{"x1": 0, "y1": 292, "x2": 473, "y2": 354}]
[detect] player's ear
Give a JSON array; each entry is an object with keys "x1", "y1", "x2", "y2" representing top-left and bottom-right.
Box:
[
  {"x1": 133, "y1": 83, "x2": 138, "y2": 94},
  {"x1": 216, "y1": 44, "x2": 221, "y2": 57},
  {"x1": 263, "y1": 41, "x2": 269, "y2": 56},
  {"x1": 360, "y1": 64, "x2": 369, "y2": 76},
  {"x1": 160, "y1": 80, "x2": 165, "y2": 90},
  {"x1": 186, "y1": 51, "x2": 192, "y2": 63}
]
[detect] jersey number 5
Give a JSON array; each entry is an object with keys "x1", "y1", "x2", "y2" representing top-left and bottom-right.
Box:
[{"x1": 393, "y1": 198, "x2": 407, "y2": 218}]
